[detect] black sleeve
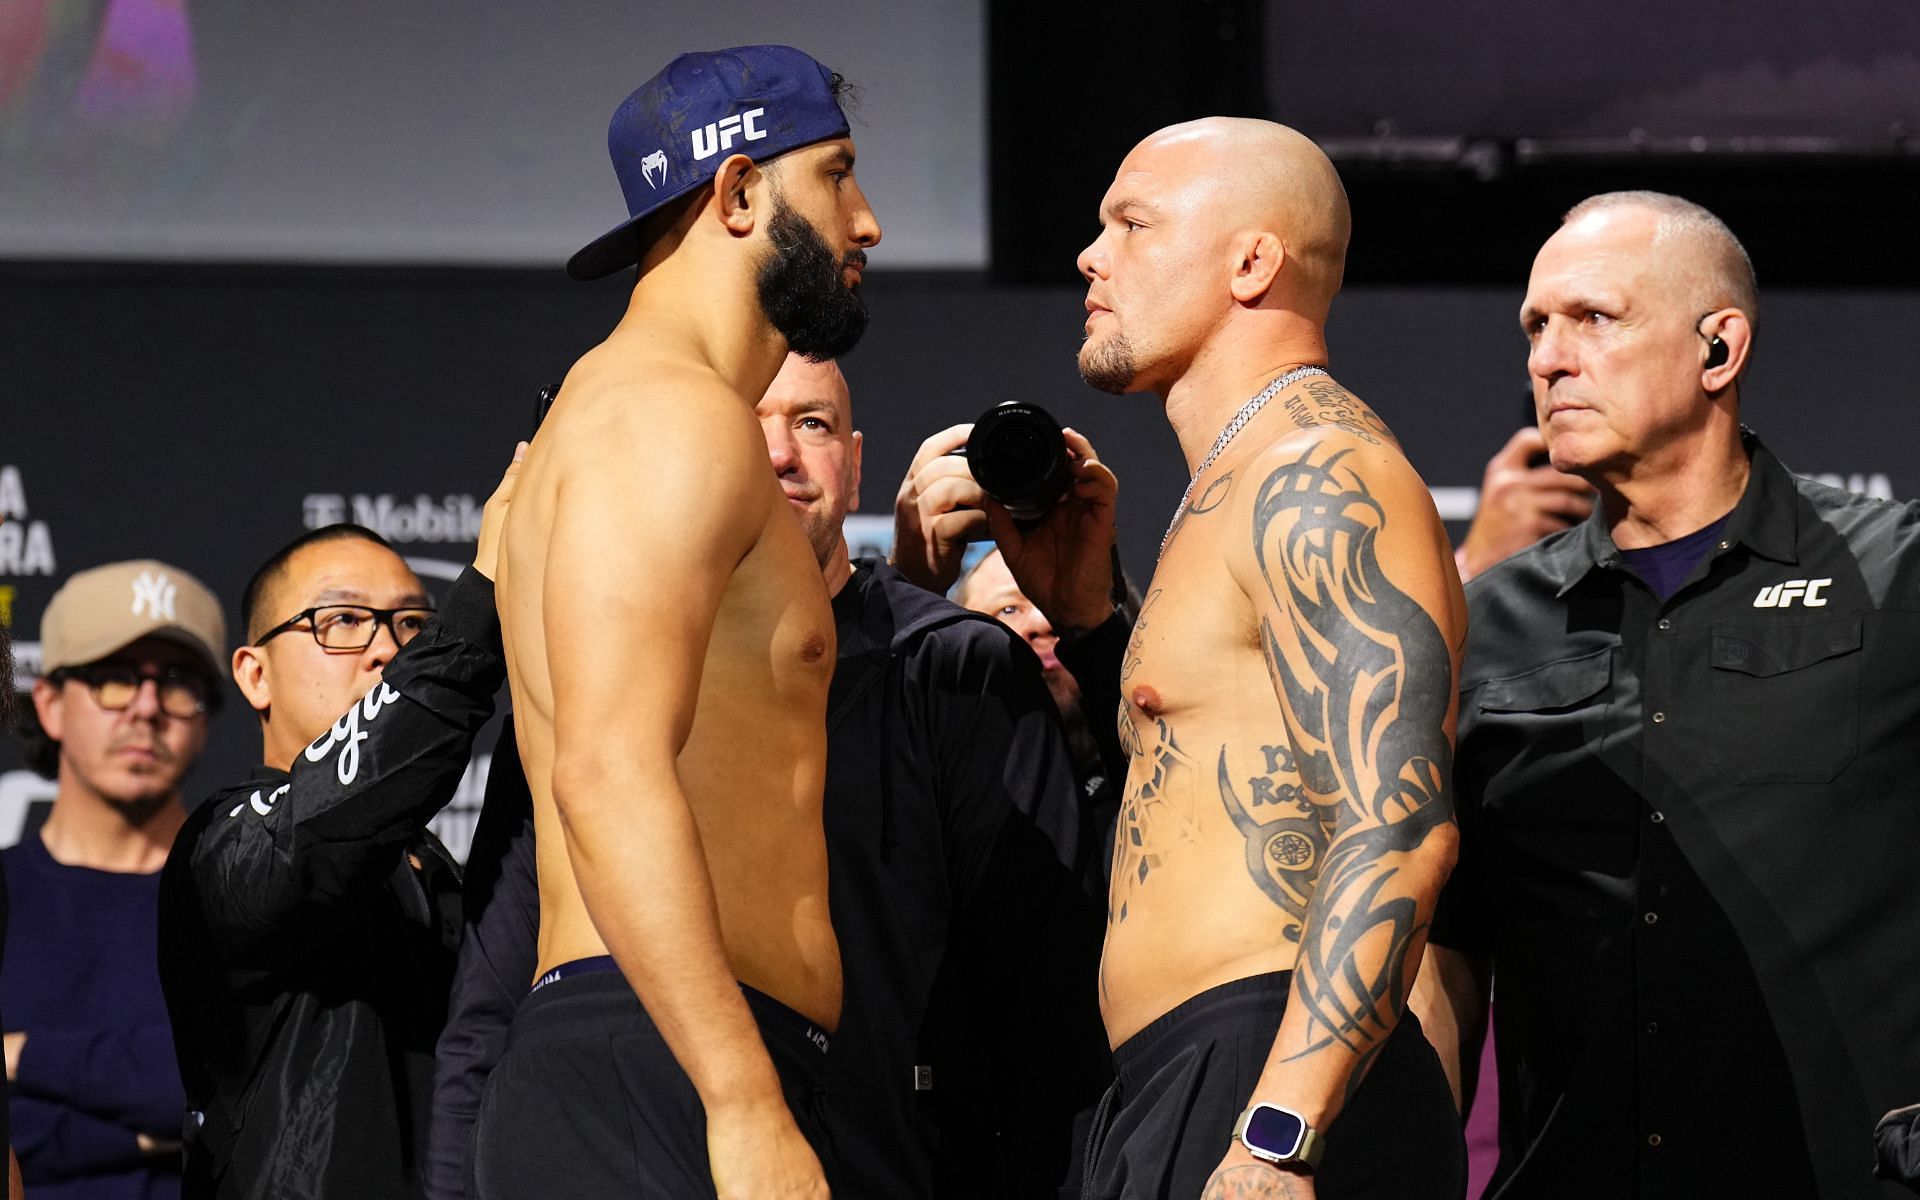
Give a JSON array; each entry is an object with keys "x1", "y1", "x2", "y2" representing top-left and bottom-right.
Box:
[
  {"x1": 1429, "y1": 697, "x2": 1493, "y2": 953},
  {"x1": 912, "y1": 623, "x2": 1113, "y2": 1195},
  {"x1": 188, "y1": 568, "x2": 506, "y2": 957},
  {"x1": 1057, "y1": 607, "x2": 1131, "y2": 794},
  {"x1": 1875, "y1": 1103, "x2": 1920, "y2": 1189},
  {"x1": 919, "y1": 623, "x2": 1088, "y2": 896},
  {"x1": 424, "y1": 717, "x2": 539, "y2": 1200}
]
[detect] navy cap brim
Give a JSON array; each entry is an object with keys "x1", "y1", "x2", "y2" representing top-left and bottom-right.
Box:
[{"x1": 566, "y1": 210, "x2": 651, "y2": 281}]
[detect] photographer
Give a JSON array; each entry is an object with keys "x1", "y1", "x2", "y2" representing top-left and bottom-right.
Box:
[{"x1": 893, "y1": 417, "x2": 1133, "y2": 881}]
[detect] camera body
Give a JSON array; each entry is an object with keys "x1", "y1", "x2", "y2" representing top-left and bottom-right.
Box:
[{"x1": 963, "y1": 401, "x2": 1071, "y2": 524}]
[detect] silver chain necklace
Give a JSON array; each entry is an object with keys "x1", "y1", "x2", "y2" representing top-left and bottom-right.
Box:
[{"x1": 1159, "y1": 364, "x2": 1329, "y2": 559}]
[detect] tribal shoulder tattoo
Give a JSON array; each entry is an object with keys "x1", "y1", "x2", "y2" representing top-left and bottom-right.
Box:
[{"x1": 1244, "y1": 442, "x2": 1454, "y2": 1078}]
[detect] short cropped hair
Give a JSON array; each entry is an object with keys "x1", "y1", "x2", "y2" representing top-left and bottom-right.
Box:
[
  {"x1": 242, "y1": 524, "x2": 397, "y2": 642},
  {"x1": 1564, "y1": 191, "x2": 1759, "y2": 330}
]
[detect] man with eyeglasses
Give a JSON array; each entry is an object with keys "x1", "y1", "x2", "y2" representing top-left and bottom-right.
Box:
[
  {"x1": 158, "y1": 460, "x2": 515, "y2": 1200},
  {"x1": 3, "y1": 558, "x2": 225, "y2": 1200}
]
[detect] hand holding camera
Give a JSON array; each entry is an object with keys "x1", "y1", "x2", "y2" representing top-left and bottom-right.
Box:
[{"x1": 892, "y1": 401, "x2": 1119, "y2": 633}]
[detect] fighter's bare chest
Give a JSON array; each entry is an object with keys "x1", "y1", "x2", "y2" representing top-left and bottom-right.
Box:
[
  {"x1": 705, "y1": 519, "x2": 834, "y2": 699},
  {"x1": 1119, "y1": 549, "x2": 1266, "y2": 741}
]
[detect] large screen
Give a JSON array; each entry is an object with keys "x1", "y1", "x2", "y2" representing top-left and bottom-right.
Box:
[
  {"x1": 1264, "y1": 0, "x2": 1920, "y2": 151},
  {"x1": 0, "y1": 0, "x2": 985, "y2": 268}
]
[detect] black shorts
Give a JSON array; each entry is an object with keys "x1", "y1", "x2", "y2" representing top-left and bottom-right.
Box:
[
  {"x1": 1081, "y1": 972, "x2": 1463, "y2": 1200},
  {"x1": 469, "y1": 963, "x2": 832, "y2": 1200}
]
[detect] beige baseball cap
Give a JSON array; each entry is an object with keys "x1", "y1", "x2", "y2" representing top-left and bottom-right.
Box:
[{"x1": 40, "y1": 559, "x2": 227, "y2": 678}]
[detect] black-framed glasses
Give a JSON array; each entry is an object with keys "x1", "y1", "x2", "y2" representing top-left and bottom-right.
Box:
[
  {"x1": 255, "y1": 605, "x2": 436, "y2": 652},
  {"x1": 56, "y1": 664, "x2": 212, "y2": 719}
]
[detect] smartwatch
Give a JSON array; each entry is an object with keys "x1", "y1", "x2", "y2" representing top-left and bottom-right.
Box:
[{"x1": 1232, "y1": 1103, "x2": 1325, "y2": 1172}]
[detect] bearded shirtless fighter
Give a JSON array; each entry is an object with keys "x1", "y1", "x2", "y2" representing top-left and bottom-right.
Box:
[
  {"x1": 477, "y1": 46, "x2": 879, "y2": 1200},
  {"x1": 1075, "y1": 119, "x2": 1467, "y2": 1200}
]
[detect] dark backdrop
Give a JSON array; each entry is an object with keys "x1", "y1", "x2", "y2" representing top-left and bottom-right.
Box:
[{"x1": 5, "y1": 262, "x2": 1919, "y2": 854}]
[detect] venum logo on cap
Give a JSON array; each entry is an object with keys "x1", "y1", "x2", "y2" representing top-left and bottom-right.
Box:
[
  {"x1": 691, "y1": 108, "x2": 768, "y2": 161},
  {"x1": 640, "y1": 150, "x2": 669, "y2": 189},
  {"x1": 130, "y1": 571, "x2": 178, "y2": 622}
]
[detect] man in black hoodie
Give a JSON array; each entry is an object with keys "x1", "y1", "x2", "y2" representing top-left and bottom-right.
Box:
[
  {"x1": 430, "y1": 356, "x2": 1112, "y2": 1199},
  {"x1": 158, "y1": 451, "x2": 519, "y2": 1200}
]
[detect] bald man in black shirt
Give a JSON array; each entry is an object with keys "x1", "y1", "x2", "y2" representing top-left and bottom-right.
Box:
[{"x1": 1417, "y1": 192, "x2": 1920, "y2": 1198}]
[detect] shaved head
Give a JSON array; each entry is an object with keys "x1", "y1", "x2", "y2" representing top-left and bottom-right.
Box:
[
  {"x1": 763, "y1": 353, "x2": 852, "y2": 414},
  {"x1": 1143, "y1": 117, "x2": 1351, "y2": 315},
  {"x1": 757, "y1": 352, "x2": 862, "y2": 570},
  {"x1": 1563, "y1": 191, "x2": 1757, "y2": 331},
  {"x1": 1078, "y1": 117, "x2": 1350, "y2": 396}
]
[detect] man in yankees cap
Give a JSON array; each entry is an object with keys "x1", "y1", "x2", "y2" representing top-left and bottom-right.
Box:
[
  {"x1": 2, "y1": 560, "x2": 223, "y2": 1197},
  {"x1": 481, "y1": 45, "x2": 879, "y2": 1199}
]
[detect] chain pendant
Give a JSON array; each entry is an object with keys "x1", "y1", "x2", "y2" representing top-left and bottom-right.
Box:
[{"x1": 1158, "y1": 365, "x2": 1329, "y2": 559}]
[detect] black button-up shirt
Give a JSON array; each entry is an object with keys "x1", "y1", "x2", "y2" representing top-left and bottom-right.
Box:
[{"x1": 1435, "y1": 434, "x2": 1920, "y2": 1199}]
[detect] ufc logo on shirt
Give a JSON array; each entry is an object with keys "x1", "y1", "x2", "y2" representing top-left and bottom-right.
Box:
[
  {"x1": 691, "y1": 108, "x2": 768, "y2": 160},
  {"x1": 1753, "y1": 578, "x2": 1832, "y2": 608}
]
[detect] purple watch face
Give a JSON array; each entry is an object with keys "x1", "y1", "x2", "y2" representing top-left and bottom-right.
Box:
[{"x1": 1245, "y1": 1106, "x2": 1307, "y2": 1158}]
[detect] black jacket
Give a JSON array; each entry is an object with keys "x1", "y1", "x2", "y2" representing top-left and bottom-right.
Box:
[
  {"x1": 158, "y1": 569, "x2": 504, "y2": 1200},
  {"x1": 427, "y1": 560, "x2": 1112, "y2": 1199}
]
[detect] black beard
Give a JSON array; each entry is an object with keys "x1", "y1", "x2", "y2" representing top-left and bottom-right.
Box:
[
  {"x1": 757, "y1": 199, "x2": 869, "y2": 362},
  {"x1": 1078, "y1": 329, "x2": 1137, "y2": 394}
]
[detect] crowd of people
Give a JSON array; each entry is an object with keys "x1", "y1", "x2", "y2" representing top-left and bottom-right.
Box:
[{"x1": 5, "y1": 40, "x2": 1920, "y2": 1200}]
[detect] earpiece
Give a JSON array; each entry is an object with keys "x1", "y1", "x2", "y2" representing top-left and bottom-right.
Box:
[{"x1": 1704, "y1": 336, "x2": 1729, "y2": 370}]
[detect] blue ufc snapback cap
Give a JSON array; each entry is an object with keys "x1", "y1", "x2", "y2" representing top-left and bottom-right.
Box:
[{"x1": 567, "y1": 45, "x2": 852, "y2": 281}]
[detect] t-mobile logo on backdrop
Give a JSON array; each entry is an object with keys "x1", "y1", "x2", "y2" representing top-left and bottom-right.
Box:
[{"x1": 302, "y1": 493, "x2": 482, "y2": 544}]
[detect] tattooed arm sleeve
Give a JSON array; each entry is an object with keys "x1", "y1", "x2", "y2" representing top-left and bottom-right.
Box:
[{"x1": 1232, "y1": 437, "x2": 1464, "y2": 1128}]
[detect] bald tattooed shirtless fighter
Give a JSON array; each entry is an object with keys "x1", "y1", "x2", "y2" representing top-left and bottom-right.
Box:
[{"x1": 1075, "y1": 119, "x2": 1468, "y2": 1200}]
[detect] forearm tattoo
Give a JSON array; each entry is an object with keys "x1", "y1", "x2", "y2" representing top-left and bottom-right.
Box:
[
  {"x1": 1249, "y1": 444, "x2": 1454, "y2": 1072},
  {"x1": 1201, "y1": 1164, "x2": 1314, "y2": 1199}
]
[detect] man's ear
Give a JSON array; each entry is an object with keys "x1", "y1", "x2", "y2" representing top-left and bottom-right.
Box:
[
  {"x1": 231, "y1": 644, "x2": 272, "y2": 716},
  {"x1": 1229, "y1": 231, "x2": 1287, "y2": 305},
  {"x1": 31, "y1": 677, "x2": 64, "y2": 742},
  {"x1": 848, "y1": 430, "x2": 865, "y2": 513},
  {"x1": 714, "y1": 153, "x2": 761, "y2": 237},
  {"x1": 1702, "y1": 308, "x2": 1753, "y2": 396}
]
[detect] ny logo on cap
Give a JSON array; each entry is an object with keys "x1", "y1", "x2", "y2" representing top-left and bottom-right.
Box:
[
  {"x1": 641, "y1": 150, "x2": 669, "y2": 188},
  {"x1": 131, "y1": 570, "x2": 178, "y2": 622},
  {"x1": 691, "y1": 108, "x2": 767, "y2": 161}
]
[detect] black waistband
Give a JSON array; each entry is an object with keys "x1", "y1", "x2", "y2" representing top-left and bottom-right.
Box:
[
  {"x1": 516, "y1": 958, "x2": 831, "y2": 1061},
  {"x1": 1113, "y1": 971, "x2": 1293, "y2": 1082},
  {"x1": 530, "y1": 954, "x2": 623, "y2": 994}
]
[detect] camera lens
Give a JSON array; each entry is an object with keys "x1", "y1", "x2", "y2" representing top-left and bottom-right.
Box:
[{"x1": 967, "y1": 402, "x2": 1070, "y2": 524}]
